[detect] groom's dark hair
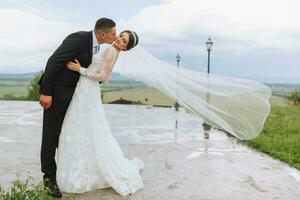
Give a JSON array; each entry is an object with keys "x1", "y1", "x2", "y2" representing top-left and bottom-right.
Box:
[{"x1": 95, "y1": 18, "x2": 116, "y2": 32}]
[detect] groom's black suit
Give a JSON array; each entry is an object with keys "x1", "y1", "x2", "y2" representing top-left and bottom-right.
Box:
[{"x1": 38, "y1": 31, "x2": 93, "y2": 181}]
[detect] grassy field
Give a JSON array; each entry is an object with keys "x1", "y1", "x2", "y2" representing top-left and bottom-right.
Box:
[
  {"x1": 0, "y1": 80, "x2": 175, "y2": 104},
  {"x1": 245, "y1": 97, "x2": 300, "y2": 170},
  {"x1": 102, "y1": 87, "x2": 175, "y2": 105},
  {"x1": 0, "y1": 81, "x2": 30, "y2": 98},
  {"x1": 0, "y1": 85, "x2": 28, "y2": 98}
]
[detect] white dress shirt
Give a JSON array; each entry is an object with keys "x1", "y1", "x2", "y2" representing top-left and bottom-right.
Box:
[
  {"x1": 92, "y1": 30, "x2": 100, "y2": 54},
  {"x1": 79, "y1": 30, "x2": 102, "y2": 79}
]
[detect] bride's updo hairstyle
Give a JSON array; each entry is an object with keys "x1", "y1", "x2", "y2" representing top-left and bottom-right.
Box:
[{"x1": 121, "y1": 30, "x2": 139, "y2": 51}]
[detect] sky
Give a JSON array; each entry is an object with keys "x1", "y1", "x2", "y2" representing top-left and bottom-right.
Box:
[{"x1": 0, "y1": 0, "x2": 300, "y2": 83}]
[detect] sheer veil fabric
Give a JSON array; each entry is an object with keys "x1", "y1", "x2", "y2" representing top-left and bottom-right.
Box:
[{"x1": 114, "y1": 46, "x2": 271, "y2": 140}]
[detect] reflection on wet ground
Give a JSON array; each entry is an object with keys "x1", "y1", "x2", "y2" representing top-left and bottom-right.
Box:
[{"x1": 0, "y1": 101, "x2": 299, "y2": 199}]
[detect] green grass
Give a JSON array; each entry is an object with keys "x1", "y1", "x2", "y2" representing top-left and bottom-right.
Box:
[
  {"x1": 245, "y1": 101, "x2": 300, "y2": 170},
  {"x1": 0, "y1": 178, "x2": 53, "y2": 200},
  {"x1": 102, "y1": 87, "x2": 175, "y2": 105},
  {"x1": 0, "y1": 85, "x2": 28, "y2": 98}
]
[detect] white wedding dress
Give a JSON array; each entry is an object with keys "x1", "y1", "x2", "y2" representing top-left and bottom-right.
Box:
[{"x1": 56, "y1": 46, "x2": 144, "y2": 196}]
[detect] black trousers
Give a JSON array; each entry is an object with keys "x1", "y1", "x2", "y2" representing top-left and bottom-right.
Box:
[{"x1": 40, "y1": 84, "x2": 75, "y2": 181}]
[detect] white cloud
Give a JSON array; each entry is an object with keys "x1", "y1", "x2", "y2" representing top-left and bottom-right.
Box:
[
  {"x1": 0, "y1": 7, "x2": 84, "y2": 73},
  {"x1": 0, "y1": 0, "x2": 299, "y2": 76},
  {"x1": 119, "y1": 0, "x2": 300, "y2": 55}
]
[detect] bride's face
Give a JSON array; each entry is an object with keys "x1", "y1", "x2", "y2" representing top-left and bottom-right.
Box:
[{"x1": 114, "y1": 32, "x2": 129, "y2": 50}]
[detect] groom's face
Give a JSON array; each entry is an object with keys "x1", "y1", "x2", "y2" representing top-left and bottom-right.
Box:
[{"x1": 97, "y1": 27, "x2": 117, "y2": 44}]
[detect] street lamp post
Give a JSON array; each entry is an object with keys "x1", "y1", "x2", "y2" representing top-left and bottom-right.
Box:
[
  {"x1": 175, "y1": 53, "x2": 180, "y2": 112},
  {"x1": 206, "y1": 37, "x2": 213, "y2": 73},
  {"x1": 176, "y1": 53, "x2": 181, "y2": 67},
  {"x1": 202, "y1": 37, "x2": 213, "y2": 139},
  {"x1": 175, "y1": 53, "x2": 180, "y2": 138}
]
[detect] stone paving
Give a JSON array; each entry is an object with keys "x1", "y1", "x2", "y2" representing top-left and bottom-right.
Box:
[{"x1": 0, "y1": 101, "x2": 299, "y2": 199}]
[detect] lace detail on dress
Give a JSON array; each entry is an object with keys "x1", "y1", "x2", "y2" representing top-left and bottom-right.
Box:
[{"x1": 56, "y1": 48, "x2": 144, "y2": 196}]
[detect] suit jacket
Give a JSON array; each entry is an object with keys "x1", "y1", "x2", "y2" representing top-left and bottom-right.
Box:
[{"x1": 38, "y1": 31, "x2": 93, "y2": 96}]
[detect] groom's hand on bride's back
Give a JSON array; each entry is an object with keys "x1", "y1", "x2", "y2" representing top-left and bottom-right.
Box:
[{"x1": 39, "y1": 95, "x2": 52, "y2": 109}]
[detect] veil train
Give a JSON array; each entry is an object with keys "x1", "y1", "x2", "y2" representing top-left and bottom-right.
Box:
[{"x1": 114, "y1": 46, "x2": 271, "y2": 140}]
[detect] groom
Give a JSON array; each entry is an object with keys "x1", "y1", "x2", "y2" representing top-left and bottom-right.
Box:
[{"x1": 38, "y1": 18, "x2": 117, "y2": 198}]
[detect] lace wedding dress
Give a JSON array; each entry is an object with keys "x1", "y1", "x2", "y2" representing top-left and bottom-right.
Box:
[{"x1": 56, "y1": 46, "x2": 144, "y2": 196}]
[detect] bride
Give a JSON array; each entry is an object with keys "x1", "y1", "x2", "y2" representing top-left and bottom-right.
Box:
[
  {"x1": 56, "y1": 30, "x2": 143, "y2": 196},
  {"x1": 56, "y1": 28, "x2": 271, "y2": 197}
]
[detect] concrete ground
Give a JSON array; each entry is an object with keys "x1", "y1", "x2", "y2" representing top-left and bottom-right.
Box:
[{"x1": 0, "y1": 100, "x2": 299, "y2": 200}]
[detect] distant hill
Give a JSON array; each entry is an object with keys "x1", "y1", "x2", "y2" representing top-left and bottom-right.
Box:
[
  {"x1": 0, "y1": 72, "x2": 37, "y2": 81},
  {"x1": 110, "y1": 72, "x2": 132, "y2": 81},
  {"x1": 1, "y1": 72, "x2": 299, "y2": 92},
  {"x1": 0, "y1": 72, "x2": 132, "y2": 82}
]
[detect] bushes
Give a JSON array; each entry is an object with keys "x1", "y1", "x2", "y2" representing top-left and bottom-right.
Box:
[
  {"x1": 27, "y1": 71, "x2": 43, "y2": 101},
  {"x1": 287, "y1": 89, "x2": 300, "y2": 105},
  {"x1": 246, "y1": 104, "x2": 300, "y2": 170}
]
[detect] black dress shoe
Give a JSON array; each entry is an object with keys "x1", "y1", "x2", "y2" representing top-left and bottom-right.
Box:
[{"x1": 43, "y1": 177, "x2": 62, "y2": 198}]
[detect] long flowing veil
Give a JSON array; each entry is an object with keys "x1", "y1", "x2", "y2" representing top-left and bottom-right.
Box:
[{"x1": 114, "y1": 46, "x2": 271, "y2": 140}]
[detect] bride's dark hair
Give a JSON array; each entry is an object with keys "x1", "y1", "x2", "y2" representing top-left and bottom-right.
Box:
[{"x1": 120, "y1": 30, "x2": 139, "y2": 51}]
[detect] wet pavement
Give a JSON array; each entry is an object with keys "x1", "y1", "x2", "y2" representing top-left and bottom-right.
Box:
[{"x1": 0, "y1": 100, "x2": 299, "y2": 200}]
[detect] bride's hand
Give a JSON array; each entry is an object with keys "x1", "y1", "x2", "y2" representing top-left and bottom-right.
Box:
[{"x1": 67, "y1": 59, "x2": 81, "y2": 72}]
